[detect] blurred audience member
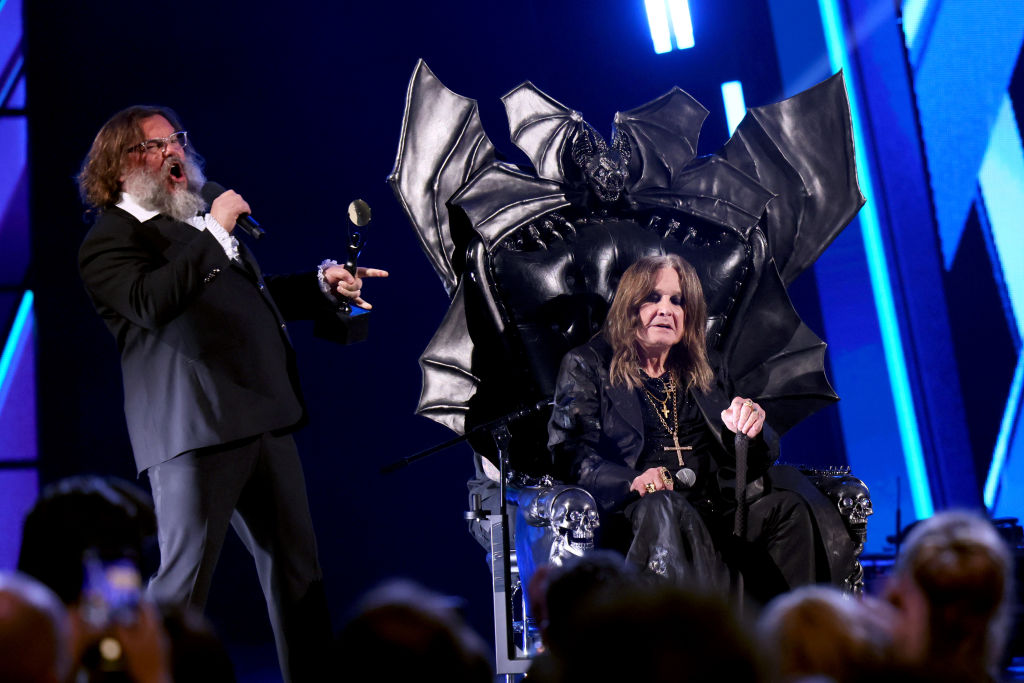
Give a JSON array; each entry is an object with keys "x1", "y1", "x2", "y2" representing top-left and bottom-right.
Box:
[
  {"x1": 523, "y1": 551, "x2": 640, "y2": 682},
  {"x1": 158, "y1": 604, "x2": 235, "y2": 683},
  {"x1": 884, "y1": 510, "x2": 1013, "y2": 683},
  {"x1": 537, "y1": 549, "x2": 638, "y2": 656},
  {"x1": 0, "y1": 571, "x2": 73, "y2": 683},
  {"x1": 17, "y1": 475, "x2": 228, "y2": 682},
  {"x1": 18, "y1": 476, "x2": 156, "y2": 606},
  {"x1": 549, "y1": 579, "x2": 764, "y2": 682},
  {"x1": 335, "y1": 579, "x2": 492, "y2": 682},
  {"x1": 758, "y1": 585, "x2": 896, "y2": 682}
]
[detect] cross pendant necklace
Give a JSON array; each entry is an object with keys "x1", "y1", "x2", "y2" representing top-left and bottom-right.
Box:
[
  {"x1": 643, "y1": 372, "x2": 692, "y2": 467},
  {"x1": 664, "y1": 434, "x2": 692, "y2": 467}
]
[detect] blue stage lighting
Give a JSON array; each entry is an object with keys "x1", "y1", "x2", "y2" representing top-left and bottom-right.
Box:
[
  {"x1": 645, "y1": 0, "x2": 673, "y2": 53},
  {"x1": 721, "y1": 81, "x2": 746, "y2": 136},
  {"x1": 901, "y1": 0, "x2": 929, "y2": 49},
  {"x1": 0, "y1": 55, "x2": 21, "y2": 107},
  {"x1": 980, "y1": 95, "x2": 1024, "y2": 511},
  {"x1": 817, "y1": 0, "x2": 934, "y2": 519},
  {"x1": 978, "y1": 95, "x2": 1024, "y2": 342},
  {"x1": 667, "y1": 0, "x2": 695, "y2": 49},
  {"x1": 0, "y1": 290, "x2": 33, "y2": 413},
  {"x1": 986, "y1": 355, "x2": 1024, "y2": 511},
  {"x1": 645, "y1": 0, "x2": 694, "y2": 53}
]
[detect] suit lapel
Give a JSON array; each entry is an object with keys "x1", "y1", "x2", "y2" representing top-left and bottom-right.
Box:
[
  {"x1": 233, "y1": 241, "x2": 263, "y2": 282},
  {"x1": 141, "y1": 215, "x2": 200, "y2": 253}
]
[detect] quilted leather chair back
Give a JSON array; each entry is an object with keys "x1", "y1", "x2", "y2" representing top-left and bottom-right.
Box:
[{"x1": 477, "y1": 214, "x2": 757, "y2": 400}]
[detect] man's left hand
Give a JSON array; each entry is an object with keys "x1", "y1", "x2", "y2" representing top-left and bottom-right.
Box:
[
  {"x1": 721, "y1": 396, "x2": 765, "y2": 438},
  {"x1": 322, "y1": 265, "x2": 389, "y2": 310}
]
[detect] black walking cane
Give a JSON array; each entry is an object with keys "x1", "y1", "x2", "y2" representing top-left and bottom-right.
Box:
[{"x1": 732, "y1": 432, "x2": 749, "y2": 609}]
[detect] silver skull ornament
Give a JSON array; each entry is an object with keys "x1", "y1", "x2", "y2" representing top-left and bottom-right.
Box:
[
  {"x1": 548, "y1": 488, "x2": 600, "y2": 565},
  {"x1": 824, "y1": 475, "x2": 873, "y2": 545}
]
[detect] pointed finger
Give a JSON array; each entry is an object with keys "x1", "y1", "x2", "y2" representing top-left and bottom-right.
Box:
[{"x1": 356, "y1": 267, "x2": 389, "y2": 278}]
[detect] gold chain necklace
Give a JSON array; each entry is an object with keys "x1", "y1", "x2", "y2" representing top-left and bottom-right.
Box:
[{"x1": 641, "y1": 371, "x2": 692, "y2": 466}]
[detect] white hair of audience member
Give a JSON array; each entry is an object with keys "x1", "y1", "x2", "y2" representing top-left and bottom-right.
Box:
[{"x1": 0, "y1": 571, "x2": 73, "y2": 683}]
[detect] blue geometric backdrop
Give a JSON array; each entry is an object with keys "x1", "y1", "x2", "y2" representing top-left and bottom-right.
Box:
[
  {"x1": 0, "y1": 0, "x2": 35, "y2": 571},
  {"x1": 4, "y1": 0, "x2": 1024, "y2": 675}
]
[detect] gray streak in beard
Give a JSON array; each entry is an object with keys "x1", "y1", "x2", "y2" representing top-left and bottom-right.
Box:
[{"x1": 122, "y1": 153, "x2": 209, "y2": 222}]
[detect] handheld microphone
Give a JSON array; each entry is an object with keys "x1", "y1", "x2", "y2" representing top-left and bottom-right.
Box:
[
  {"x1": 674, "y1": 467, "x2": 697, "y2": 489},
  {"x1": 201, "y1": 181, "x2": 266, "y2": 240}
]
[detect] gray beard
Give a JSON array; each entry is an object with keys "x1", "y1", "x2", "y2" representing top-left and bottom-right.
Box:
[{"x1": 122, "y1": 156, "x2": 208, "y2": 222}]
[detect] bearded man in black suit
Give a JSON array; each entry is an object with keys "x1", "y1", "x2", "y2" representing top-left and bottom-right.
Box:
[{"x1": 76, "y1": 105, "x2": 387, "y2": 682}]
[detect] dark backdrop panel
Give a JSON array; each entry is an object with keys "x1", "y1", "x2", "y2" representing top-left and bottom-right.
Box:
[{"x1": 27, "y1": 0, "x2": 828, "y2": 664}]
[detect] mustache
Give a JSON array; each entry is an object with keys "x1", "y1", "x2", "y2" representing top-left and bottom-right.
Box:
[
  {"x1": 163, "y1": 155, "x2": 185, "y2": 179},
  {"x1": 122, "y1": 154, "x2": 208, "y2": 222}
]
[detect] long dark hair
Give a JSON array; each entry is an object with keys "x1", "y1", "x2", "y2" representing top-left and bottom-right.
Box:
[
  {"x1": 77, "y1": 105, "x2": 186, "y2": 210},
  {"x1": 604, "y1": 254, "x2": 713, "y2": 392}
]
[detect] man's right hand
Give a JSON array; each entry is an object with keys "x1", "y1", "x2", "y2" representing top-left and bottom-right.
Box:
[
  {"x1": 209, "y1": 189, "x2": 251, "y2": 232},
  {"x1": 630, "y1": 467, "x2": 674, "y2": 496}
]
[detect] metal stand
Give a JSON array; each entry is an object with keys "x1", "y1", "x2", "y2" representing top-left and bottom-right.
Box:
[
  {"x1": 488, "y1": 424, "x2": 531, "y2": 679},
  {"x1": 385, "y1": 403, "x2": 551, "y2": 681}
]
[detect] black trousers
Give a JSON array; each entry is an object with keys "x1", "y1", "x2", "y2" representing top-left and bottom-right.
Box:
[
  {"x1": 146, "y1": 432, "x2": 331, "y2": 683},
  {"x1": 624, "y1": 487, "x2": 815, "y2": 600}
]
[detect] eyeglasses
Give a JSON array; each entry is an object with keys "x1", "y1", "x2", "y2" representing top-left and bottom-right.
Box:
[{"x1": 127, "y1": 131, "x2": 188, "y2": 155}]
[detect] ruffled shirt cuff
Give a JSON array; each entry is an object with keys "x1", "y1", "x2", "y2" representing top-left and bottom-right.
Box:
[
  {"x1": 317, "y1": 259, "x2": 345, "y2": 305},
  {"x1": 187, "y1": 213, "x2": 240, "y2": 261}
]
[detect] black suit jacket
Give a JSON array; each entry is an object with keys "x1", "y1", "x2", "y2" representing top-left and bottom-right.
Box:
[{"x1": 79, "y1": 206, "x2": 356, "y2": 473}]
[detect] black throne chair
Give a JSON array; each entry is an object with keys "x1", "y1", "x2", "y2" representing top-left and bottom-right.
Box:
[{"x1": 390, "y1": 60, "x2": 873, "y2": 673}]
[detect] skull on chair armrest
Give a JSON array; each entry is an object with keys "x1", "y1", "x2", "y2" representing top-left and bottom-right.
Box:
[
  {"x1": 520, "y1": 484, "x2": 601, "y2": 567},
  {"x1": 549, "y1": 489, "x2": 601, "y2": 565},
  {"x1": 822, "y1": 475, "x2": 874, "y2": 550}
]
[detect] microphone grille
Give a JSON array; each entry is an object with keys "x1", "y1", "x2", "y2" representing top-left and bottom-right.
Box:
[{"x1": 675, "y1": 468, "x2": 697, "y2": 489}]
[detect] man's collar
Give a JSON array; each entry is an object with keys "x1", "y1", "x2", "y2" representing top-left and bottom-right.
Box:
[{"x1": 115, "y1": 193, "x2": 161, "y2": 223}]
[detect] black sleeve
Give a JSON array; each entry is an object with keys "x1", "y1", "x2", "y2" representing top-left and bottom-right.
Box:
[
  {"x1": 79, "y1": 212, "x2": 228, "y2": 330},
  {"x1": 265, "y1": 271, "x2": 369, "y2": 345},
  {"x1": 548, "y1": 347, "x2": 638, "y2": 511}
]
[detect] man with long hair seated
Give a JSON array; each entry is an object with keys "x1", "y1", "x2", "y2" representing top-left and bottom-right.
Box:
[{"x1": 548, "y1": 254, "x2": 817, "y2": 599}]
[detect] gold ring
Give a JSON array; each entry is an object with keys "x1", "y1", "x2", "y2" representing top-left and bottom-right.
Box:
[
  {"x1": 743, "y1": 399, "x2": 754, "y2": 408},
  {"x1": 660, "y1": 469, "x2": 673, "y2": 484},
  {"x1": 645, "y1": 483, "x2": 657, "y2": 493}
]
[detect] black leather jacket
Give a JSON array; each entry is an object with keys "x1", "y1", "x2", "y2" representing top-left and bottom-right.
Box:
[
  {"x1": 547, "y1": 336, "x2": 779, "y2": 512},
  {"x1": 547, "y1": 336, "x2": 858, "y2": 583}
]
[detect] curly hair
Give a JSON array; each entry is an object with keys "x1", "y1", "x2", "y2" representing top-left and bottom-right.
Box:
[
  {"x1": 604, "y1": 254, "x2": 713, "y2": 392},
  {"x1": 77, "y1": 105, "x2": 185, "y2": 210}
]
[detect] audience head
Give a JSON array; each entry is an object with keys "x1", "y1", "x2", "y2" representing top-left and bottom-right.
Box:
[
  {"x1": 539, "y1": 549, "x2": 637, "y2": 654},
  {"x1": 758, "y1": 585, "x2": 896, "y2": 682},
  {"x1": 336, "y1": 579, "x2": 492, "y2": 682},
  {"x1": 18, "y1": 475, "x2": 156, "y2": 605},
  {"x1": 885, "y1": 510, "x2": 1013, "y2": 680},
  {"x1": 0, "y1": 571, "x2": 73, "y2": 683},
  {"x1": 551, "y1": 580, "x2": 763, "y2": 682},
  {"x1": 160, "y1": 604, "x2": 236, "y2": 682}
]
